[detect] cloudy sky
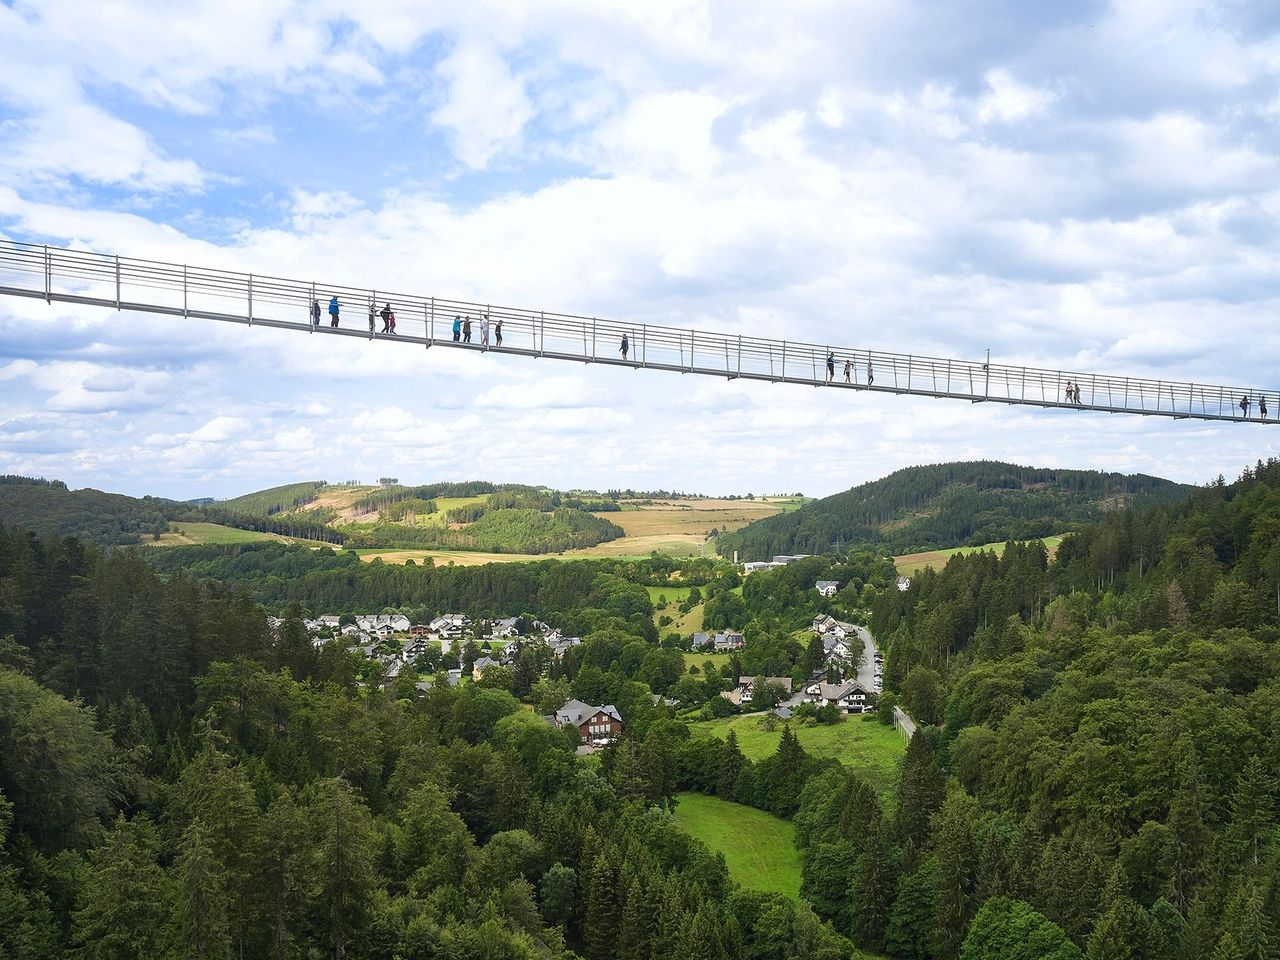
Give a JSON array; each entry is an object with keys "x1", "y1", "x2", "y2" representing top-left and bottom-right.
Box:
[{"x1": 1, "y1": 0, "x2": 1278, "y2": 500}]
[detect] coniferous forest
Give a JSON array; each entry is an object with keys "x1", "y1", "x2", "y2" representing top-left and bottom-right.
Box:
[{"x1": 1, "y1": 460, "x2": 1280, "y2": 959}]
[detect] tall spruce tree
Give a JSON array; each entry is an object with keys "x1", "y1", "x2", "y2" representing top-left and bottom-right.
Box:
[
  {"x1": 310, "y1": 778, "x2": 376, "y2": 960},
  {"x1": 717, "y1": 731, "x2": 744, "y2": 800},
  {"x1": 850, "y1": 816, "x2": 896, "y2": 952}
]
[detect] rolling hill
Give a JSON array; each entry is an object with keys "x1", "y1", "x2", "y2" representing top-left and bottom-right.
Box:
[{"x1": 716, "y1": 460, "x2": 1196, "y2": 560}]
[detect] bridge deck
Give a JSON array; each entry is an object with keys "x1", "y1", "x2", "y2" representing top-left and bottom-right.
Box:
[{"x1": 0, "y1": 239, "x2": 1272, "y2": 424}]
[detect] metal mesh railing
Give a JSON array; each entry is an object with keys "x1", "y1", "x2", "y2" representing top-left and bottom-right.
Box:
[{"x1": 0, "y1": 238, "x2": 1273, "y2": 423}]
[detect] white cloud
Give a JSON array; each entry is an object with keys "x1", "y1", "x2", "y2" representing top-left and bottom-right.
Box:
[
  {"x1": 976, "y1": 69, "x2": 1058, "y2": 124},
  {"x1": 431, "y1": 41, "x2": 533, "y2": 169}
]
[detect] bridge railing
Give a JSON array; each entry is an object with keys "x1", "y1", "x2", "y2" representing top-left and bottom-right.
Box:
[{"x1": 0, "y1": 238, "x2": 1272, "y2": 423}]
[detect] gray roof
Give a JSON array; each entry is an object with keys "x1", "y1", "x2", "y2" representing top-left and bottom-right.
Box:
[
  {"x1": 816, "y1": 580, "x2": 840, "y2": 590},
  {"x1": 554, "y1": 699, "x2": 622, "y2": 727}
]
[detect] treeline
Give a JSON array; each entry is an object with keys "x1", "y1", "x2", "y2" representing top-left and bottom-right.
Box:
[
  {"x1": 218, "y1": 480, "x2": 327, "y2": 516},
  {"x1": 718, "y1": 461, "x2": 1193, "y2": 560}
]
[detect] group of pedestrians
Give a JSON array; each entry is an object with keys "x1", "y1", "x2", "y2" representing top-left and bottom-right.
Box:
[
  {"x1": 823, "y1": 352, "x2": 874, "y2": 385},
  {"x1": 450, "y1": 314, "x2": 503, "y2": 347},
  {"x1": 312, "y1": 297, "x2": 401, "y2": 334},
  {"x1": 1064, "y1": 380, "x2": 1086, "y2": 405},
  {"x1": 1240, "y1": 395, "x2": 1270, "y2": 419}
]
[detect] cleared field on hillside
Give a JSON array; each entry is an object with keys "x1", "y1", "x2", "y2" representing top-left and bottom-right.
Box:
[
  {"x1": 688, "y1": 714, "x2": 906, "y2": 797},
  {"x1": 894, "y1": 535, "x2": 1063, "y2": 575},
  {"x1": 673, "y1": 793, "x2": 801, "y2": 899},
  {"x1": 605, "y1": 498, "x2": 782, "y2": 539},
  {"x1": 686, "y1": 653, "x2": 733, "y2": 675},
  {"x1": 148, "y1": 522, "x2": 284, "y2": 546}
]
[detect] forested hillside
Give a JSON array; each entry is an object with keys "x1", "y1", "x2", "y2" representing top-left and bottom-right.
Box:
[
  {"x1": 847, "y1": 457, "x2": 1280, "y2": 959},
  {"x1": 0, "y1": 523, "x2": 858, "y2": 960},
  {"x1": 218, "y1": 480, "x2": 328, "y2": 516},
  {"x1": 717, "y1": 461, "x2": 1192, "y2": 560},
  {"x1": 0, "y1": 475, "x2": 175, "y2": 543}
]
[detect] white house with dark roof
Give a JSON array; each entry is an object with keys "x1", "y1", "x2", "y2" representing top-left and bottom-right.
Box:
[
  {"x1": 803, "y1": 680, "x2": 874, "y2": 714},
  {"x1": 721, "y1": 676, "x2": 792, "y2": 707},
  {"x1": 815, "y1": 580, "x2": 840, "y2": 597}
]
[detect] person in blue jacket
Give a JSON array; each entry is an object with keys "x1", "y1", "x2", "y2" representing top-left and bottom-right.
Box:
[
  {"x1": 328, "y1": 296, "x2": 340, "y2": 328},
  {"x1": 452, "y1": 315, "x2": 462, "y2": 342},
  {"x1": 826, "y1": 351, "x2": 836, "y2": 382}
]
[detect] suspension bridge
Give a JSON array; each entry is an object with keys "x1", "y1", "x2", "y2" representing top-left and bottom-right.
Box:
[{"x1": 0, "y1": 238, "x2": 1272, "y2": 424}]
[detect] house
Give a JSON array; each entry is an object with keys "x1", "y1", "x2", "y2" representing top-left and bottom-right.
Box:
[
  {"x1": 811, "y1": 615, "x2": 858, "y2": 643},
  {"x1": 742, "y1": 561, "x2": 778, "y2": 574},
  {"x1": 471, "y1": 655, "x2": 500, "y2": 681},
  {"x1": 822, "y1": 633, "x2": 854, "y2": 666},
  {"x1": 429, "y1": 614, "x2": 470, "y2": 638},
  {"x1": 356, "y1": 614, "x2": 412, "y2": 634},
  {"x1": 721, "y1": 676, "x2": 793, "y2": 706},
  {"x1": 773, "y1": 706, "x2": 794, "y2": 721},
  {"x1": 804, "y1": 680, "x2": 874, "y2": 714},
  {"x1": 491, "y1": 617, "x2": 522, "y2": 638},
  {"x1": 552, "y1": 699, "x2": 623, "y2": 745},
  {"x1": 692, "y1": 632, "x2": 712, "y2": 649},
  {"x1": 547, "y1": 634, "x2": 582, "y2": 660},
  {"x1": 815, "y1": 580, "x2": 840, "y2": 597},
  {"x1": 713, "y1": 630, "x2": 745, "y2": 652},
  {"x1": 409, "y1": 624, "x2": 432, "y2": 638},
  {"x1": 319, "y1": 615, "x2": 341, "y2": 629},
  {"x1": 414, "y1": 669, "x2": 462, "y2": 693},
  {"x1": 341, "y1": 623, "x2": 361, "y2": 636}
]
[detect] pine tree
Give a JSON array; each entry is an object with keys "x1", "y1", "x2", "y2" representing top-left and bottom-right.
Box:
[
  {"x1": 1229, "y1": 757, "x2": 1276, "y2": 868},
  {"x1": 261, "y1": 787, "x2": 311, "y2": 960},
  {"x1": 851, "y1": 816, "x2": 896, "y2": 952},
  {"x1": 71, "y1": 817, "x2": 172, "y2": 960},
  {"x1": 717, "y1": 731, "x2": 744, "y2": 800},
  {"x1": 894, "y1": 731, "x2": 945, "y2": 852},
  {"x1": 583, "y1": 848, "x2": 619, "y2": 960},
  {"x1": 618, "y1": 877, "x2": 655, "y2": 960},
  {"x1": 310, "y1": 777, "x2": 376, "y2": 960},
  {"x1": 173, "y1": 817, "x2": 233, "y2": 960},
  {"x1": 932, "y1": 790, "x2": 979, "y2": 960},
  {"x1": 651, "y1": 877, "x2": 686, "y2": 959},
  {"x1": 1166, "y1": 747, "x2": 1208, "y2": 910},
  {"x1": 1219, "y1": 881, "x2": 1274, "y2": 960},
  {"x1": 766, "y1": 725, "x2": 809, "y2": 817},
  {"x1": 680, "y1": 902, "x2": 724, "y2": 960},
  {"x1": 1084, "y1": 897, "x2": 1165, "y2": 960},
  {"x1": 885, "y1": 857, "x2": 936, "y2": 960}
]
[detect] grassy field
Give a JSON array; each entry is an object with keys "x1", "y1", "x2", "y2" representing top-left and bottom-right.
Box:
[
  {"x1": 686, "y1": 653, "x2": 733, "y2": 676},
  {"x1": 672, "y1": 793, "x2": 802, "y2": 899},
  {"x1": 894, "y1": 535, "x2": 1064, "y2": 576},
  {"x1": 688, "y1": 714, "x2": 907, "y2": 797},
  {"x1": 606, "y1": 499, "x2": 782, "y2": 538},
  {"x1": 148, "y1": 522, "x2": 285, "y2": 547}
]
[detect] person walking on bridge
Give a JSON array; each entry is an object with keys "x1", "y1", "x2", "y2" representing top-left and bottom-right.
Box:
[
  {"x1": 368, "y1": 303, "x2": 376, "y2": 334},
  {"x1": 328, "y1": 296, "x2": 340, "y2": 328},
  {"x1": 620, "y1": 333, "x2": 629, "y2": 360},
  {"x1": 380, "y1": 303, "x2": 392, "y2": 334},
  {"x1": 1065, "y1": 381, "x2": 1075, "y2": 404},
  {"x1": 480, "y1": 313, "x2": 490, "y2": 347},
  {"x1": 843, "y1": 359, "x2": 852, "y2": 383},
  {"x1": 826, "y1": 351, "x2": 836, "y2": 382},
  {"x1": 310, "y1": 299, "x2": 321, "y2": 329},
  {"x1": 1240, "y1": 395, "x2": 1251, "y2": 418},
  {"x1": 867, "y1": 357, "x2": 874, "y2": 386},
  {"x1": 1261, "y1": 396, "x2": 1269, "y2": 419},
  {"x1": 463, "y1": 316, "x2": 472, "y2": 343},
  {"x1": 452, "y1": 315, "x2": 462, "y2": 342},
  {"x1": 495, "y1": 318, "x2": 503, "y2": 347}
]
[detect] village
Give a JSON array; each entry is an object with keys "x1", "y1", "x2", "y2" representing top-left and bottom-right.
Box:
[{"x1": 277, "y1": 571, "x2": 891, "y2": 754}]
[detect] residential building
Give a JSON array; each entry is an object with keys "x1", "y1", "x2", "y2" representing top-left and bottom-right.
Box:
[
  {"x1": 721, "y1": 676, "x2": 793, "y2": 707},
  {"x1": 804, "y1": 680, "x2": 874, "y2": 714},
  {"x1": 815, "y1": 580, "x2": 840, "y2": 597},
  {"x1": 552, "y1": 699, "x2": 623, "y2": 745},
  {"x1": 429, "y1": 614, "x2": 471, "y2": 638},
  {"x1": 713, "y1": 630, "x2": 745, "y2": 652},
  {"x1": 471, "y1": 655, "x2": 500, "y2": 681}
]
